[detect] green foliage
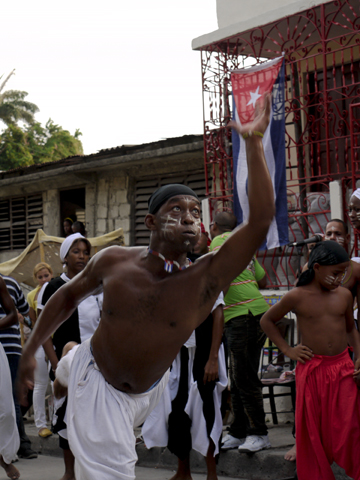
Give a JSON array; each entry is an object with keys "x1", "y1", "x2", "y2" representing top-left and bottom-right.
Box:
[
  {"x1": 0, "y1": 70, "x2": 83, "y2": 170},
  {"x1": 0, "y1": 124, "x2": 33, "y2": 170},
  {"x1": 0, "y1": 70, "x2": 39, "y2": 127},
  {"x1": 0, "y1": 121, "x2": 83, "y2": 171},
  {"x1": 40, "y1": 120, "x2": 83, "y2": 162}
]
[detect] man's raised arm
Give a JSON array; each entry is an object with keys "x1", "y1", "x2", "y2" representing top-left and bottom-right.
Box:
[{"x1": 209, "y1": 94, "x2": 275, "y2": 289}]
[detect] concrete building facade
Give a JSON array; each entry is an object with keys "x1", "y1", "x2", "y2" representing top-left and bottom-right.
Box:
[{"x1": 0, "y1": 135, "x2": 205, "y2": 263}]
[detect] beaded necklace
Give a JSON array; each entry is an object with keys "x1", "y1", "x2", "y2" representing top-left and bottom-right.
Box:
[
  {"x1": 147, "y1": 247, "x2": 190, "y2": 272},
  {"x1": 341, "y1": 261, "x2": 352, "y2": 286}
]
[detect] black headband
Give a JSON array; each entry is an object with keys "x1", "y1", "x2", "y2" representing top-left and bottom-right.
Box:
[
  {"x1": 297, "y1": 241, "x2": 349, "y2": 287},
  {"x1": 148, "y1": 184, "x2": 199, "y2": 214}
]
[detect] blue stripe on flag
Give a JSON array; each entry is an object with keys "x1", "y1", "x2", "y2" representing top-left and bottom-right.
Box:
[
  {"x1": 232, "y1": 115, "x2": 243, "y2": 224},
  {"x1": 270, "y1": 61, "x2": 288, "y2": 247}
]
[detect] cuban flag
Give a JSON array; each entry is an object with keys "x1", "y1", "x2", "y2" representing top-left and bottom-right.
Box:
[{"x1": 231, "y1": 55, "x2": 288, "y2": 250}]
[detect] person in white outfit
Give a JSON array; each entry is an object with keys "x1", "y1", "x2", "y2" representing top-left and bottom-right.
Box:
[
  {"x1": 37, "y1": 234, "x2": 102, "y2": 480},
  {"x1": 0, "y1": 277, "x2": 20, "y2": 479}
]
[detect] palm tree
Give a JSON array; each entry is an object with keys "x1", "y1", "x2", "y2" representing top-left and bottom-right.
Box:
[{"x1": 0, "y1": 69, "x2": 39, "y2": 126}]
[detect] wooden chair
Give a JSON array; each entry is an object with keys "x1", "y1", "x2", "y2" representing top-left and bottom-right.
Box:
[{"x1": 260, "y1": 317, "x2": 296, "y2": 425}]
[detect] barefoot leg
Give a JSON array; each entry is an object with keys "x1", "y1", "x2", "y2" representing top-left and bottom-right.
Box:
[
  {"x1": 284, "y1": 443, "x2": 296, "y2": 462},
  {"x1": 205, "y1": 440, "x2": 218, "y2": 480},
  {"x1": 0, "y1": 455, "x2": 20, "y2": 479},
  {"x1": 169, "y1": 456, "x2": 192, "y2": 480},
  {"x1": 59, "y1": 448, "x2": 75, "y2": 480}
]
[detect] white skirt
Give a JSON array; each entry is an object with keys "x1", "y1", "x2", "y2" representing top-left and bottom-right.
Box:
[{"x1": 66, "y1": 338, "x2": 169, "y2": 480}]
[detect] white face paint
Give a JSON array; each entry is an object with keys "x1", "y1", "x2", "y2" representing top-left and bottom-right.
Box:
[
  {"x1": 325, "y1": 224, "x2": 347, "y2": 246},
  {"x1": 158, "y1": 196, "x2": 201, "y2": 245},
  {"x1": 324, "y1": 275, "x2": 336, "y2": 285},
  {"x1": 160, "y1": 214, "x2": 180, "y2": 241},
  {"x1": 335, "y1": 237, "x2": 344, "y2": 245}
]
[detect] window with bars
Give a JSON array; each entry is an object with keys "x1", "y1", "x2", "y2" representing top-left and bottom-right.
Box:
[
  {"x1": 0, "y1": 195, "x2": 43, "y2": 251},
  {"x1": 307, "y1": 60, "x2": 360, "y2": 182},
  {"x1": 134, "y1": 172, "x2": 207, "y2": 246}
]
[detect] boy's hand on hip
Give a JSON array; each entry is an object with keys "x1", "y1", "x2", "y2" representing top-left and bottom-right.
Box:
[
  {"x1": 287, "y1": 344, "x2": 314, "y2": 364},
  {"x1": 353, "y1": 358, "x2": 360, "y2": 387}
]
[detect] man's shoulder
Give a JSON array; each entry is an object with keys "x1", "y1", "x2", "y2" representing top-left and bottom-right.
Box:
[
  {"x1": 0, "y1": 274, "x2": 23, "y2": 299},
  {"x1": 0, "y1": 274, "x2": 29, "y2": 312},
  {"x1": 91, "y1": 245, "x2": 146, "y2": 273},
  {"x1": 1, "y1": 274, "x2": 21, "y2": 289},
  {"x1": 350, "y1": 259, "x2": 360, "y2": 280},
  {"x1": 96, "y1": 245, "x2": 144, "y2": 262}
]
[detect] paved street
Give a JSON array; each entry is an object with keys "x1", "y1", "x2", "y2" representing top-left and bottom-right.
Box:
[{"x1": 0, "y1": 454, "x2": 240, "y2": 480}]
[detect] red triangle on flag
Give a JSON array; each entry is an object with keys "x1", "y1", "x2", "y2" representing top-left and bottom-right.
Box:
[{"x1": 231, "y1": 57, "x2": 283, "y2": 124}]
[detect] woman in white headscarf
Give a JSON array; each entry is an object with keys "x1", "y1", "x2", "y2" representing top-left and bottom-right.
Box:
[{"x1": 37, "y1": 233, "x2": 102, "y2": 480}]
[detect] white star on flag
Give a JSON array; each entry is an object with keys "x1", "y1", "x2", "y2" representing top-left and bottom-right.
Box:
[{"x1": 246, "y1": 86, "x2": 261, "y2": 108}]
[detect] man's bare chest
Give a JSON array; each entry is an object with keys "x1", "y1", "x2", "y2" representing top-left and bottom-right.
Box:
[{"x1": 103, "y1": 275, "x2": 201, "y2": 327}]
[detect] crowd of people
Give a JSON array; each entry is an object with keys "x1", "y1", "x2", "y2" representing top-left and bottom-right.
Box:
[{"x1": 0, "y1": 95, "x2": 360, "y2": 480}]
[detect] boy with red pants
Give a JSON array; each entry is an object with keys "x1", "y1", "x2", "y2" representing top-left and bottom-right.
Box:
[{"x1": 261, "y1": 241, "x2": 360, "y2": 480}]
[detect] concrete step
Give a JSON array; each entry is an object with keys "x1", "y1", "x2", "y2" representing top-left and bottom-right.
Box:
[
  {"x1": 24, "y1": 421, "x2": 351, "y2": 479},
  {"x1": 137, "y1": 444, "x2": 296, "y2": 480}
]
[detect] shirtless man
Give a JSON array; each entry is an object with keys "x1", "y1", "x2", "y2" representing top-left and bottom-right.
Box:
[
  {"x1": 298, "y1": 218, "x2": 360, "y2": 321},
  {"x1": 17, "y1": 95, "x2": 275, "y2": 480}
]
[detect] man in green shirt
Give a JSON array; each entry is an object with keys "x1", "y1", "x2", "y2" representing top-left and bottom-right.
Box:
[{"x1": 210, "y1": 212, "x2": 270, "y2": 453}]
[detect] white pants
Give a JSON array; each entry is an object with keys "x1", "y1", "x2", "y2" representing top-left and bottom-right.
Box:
[
  {"x1": 33, "y1": 346, "x2": 49, "y2": 430},
  {"x1": 0, "y1": 344, "x2": 19, "y2": 464},
  {"x1": 66, "y1": 338, "x2": 169, "y2": 480}
]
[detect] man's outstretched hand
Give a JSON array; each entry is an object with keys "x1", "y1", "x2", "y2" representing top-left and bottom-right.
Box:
[
  {"x1": 228, "y1": 92, "x2": 271, "y2": 137},
  {"x1": 16, "y1": 352, "x2": 37, "y2": 406}
]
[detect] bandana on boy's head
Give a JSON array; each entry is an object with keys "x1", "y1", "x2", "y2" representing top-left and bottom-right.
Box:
[
  {"x1": 297, "y1": 241, "x2": 349, "y2": 287},
  {"x1": 148, "y1": 184, "x2": 199, "y2": 215}
]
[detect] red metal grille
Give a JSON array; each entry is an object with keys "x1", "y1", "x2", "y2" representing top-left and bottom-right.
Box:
[{"x1": 200, "y1": 0, "x2": 360, "y2": 287}]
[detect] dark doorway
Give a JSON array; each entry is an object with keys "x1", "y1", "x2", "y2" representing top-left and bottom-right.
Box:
[{"x1": 60, "y1": 188, "x2": 85, "y2": 236}]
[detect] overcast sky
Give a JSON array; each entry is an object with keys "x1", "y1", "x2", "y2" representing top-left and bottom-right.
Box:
[{"x1": 1, "y1": 1, "x2": 217, "y2": 155}]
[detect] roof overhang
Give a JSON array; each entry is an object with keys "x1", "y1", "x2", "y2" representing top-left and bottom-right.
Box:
[{"x1": 192, "y1": 0, "x2": 352, "y2": 58}]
